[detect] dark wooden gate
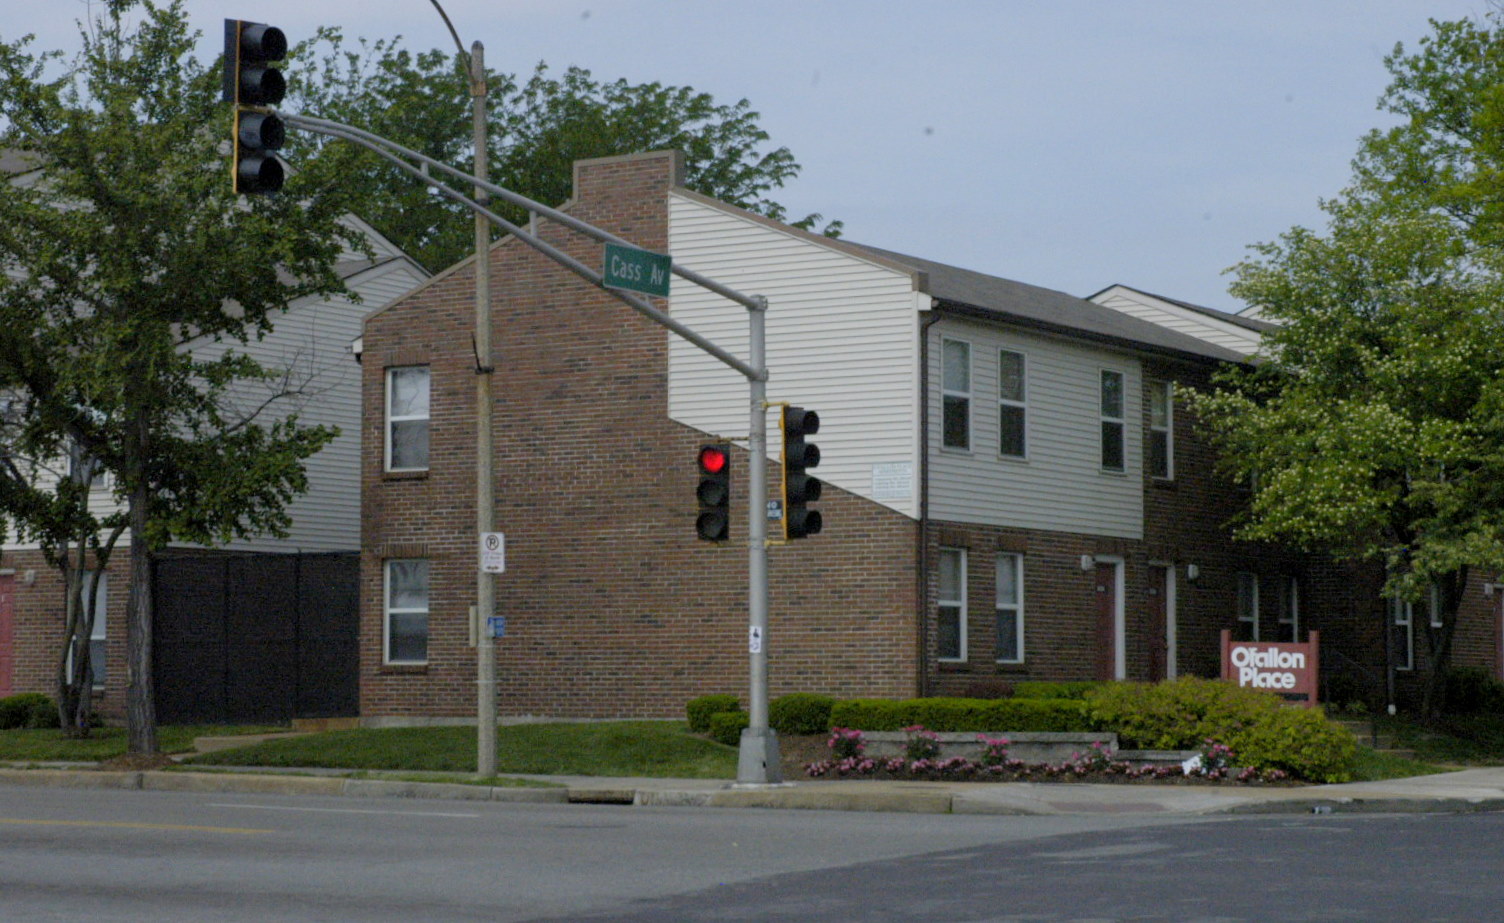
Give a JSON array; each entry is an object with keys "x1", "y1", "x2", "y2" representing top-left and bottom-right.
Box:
[{"x1": 153, "y1": 552, "x2": 358, "y2": 725}]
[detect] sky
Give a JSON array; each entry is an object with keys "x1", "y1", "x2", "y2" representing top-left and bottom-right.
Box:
[{"x1": 7, "y1": 0, "x2": 1493, "y2": 314}]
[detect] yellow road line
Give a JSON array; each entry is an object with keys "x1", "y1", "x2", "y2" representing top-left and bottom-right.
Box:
[{"x1": 0, "y1": 817, "x2": 273, "y2": 835}]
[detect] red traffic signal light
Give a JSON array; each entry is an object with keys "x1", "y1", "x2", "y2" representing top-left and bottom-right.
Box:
[{"x1": 696, "y1": 443, "x2": 732, "y2": 542}]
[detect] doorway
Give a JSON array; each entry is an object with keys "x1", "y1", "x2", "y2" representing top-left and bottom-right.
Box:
[
  {"x1": 1147, "y1": 564, "x2": 1176, "y2": 681},
  {"x1": 1093, "y1": 558, "x2": 1124, "y2": 681},
  {"x1": 0, "y1": 574, "x2": 13, "y2": 696}
]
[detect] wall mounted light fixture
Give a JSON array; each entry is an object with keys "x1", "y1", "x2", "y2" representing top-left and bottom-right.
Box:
[{"x1": 1185, "y1": 564, "x2": 1200, "y2": 583}]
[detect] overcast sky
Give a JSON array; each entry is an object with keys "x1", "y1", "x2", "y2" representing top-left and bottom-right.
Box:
[{"x1": 9, "y1": 1, "x2": 1492, "y2": 313}]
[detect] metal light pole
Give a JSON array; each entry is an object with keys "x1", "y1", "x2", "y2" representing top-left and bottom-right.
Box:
[{"x1": 428, "y1": 0, "x2": 496, "y2": 778}]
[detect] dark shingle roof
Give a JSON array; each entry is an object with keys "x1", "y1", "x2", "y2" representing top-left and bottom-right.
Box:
[{"x1": 848, "y1": 244, "x2": 1250, "y2": 364}]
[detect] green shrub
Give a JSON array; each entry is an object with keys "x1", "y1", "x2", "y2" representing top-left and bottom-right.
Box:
[
  {"x1": 707, "y1": 710, "x2": 750, "y2": 747},
  {"x1": 685, "y1": 694, "x2": 740, "y2": 733},
  {"x1": 828, "y1": 696, "x2": 1090, "y2": 733},
  {"x1": 0, "y1": 693, "x2": 58, "y2": 730},
  {"x1": 1012, "y1": 681, "x2": 1102, "y2": 700},
  {"x1": 1442, "y1": 667, "x2": 1504, "y2": 715},
  {"x1": 1084, "y1": 677, "x2": 1356, "y2": 782},
  {"x1": 769, "y1": 693, "x2": 835, "y2": 735}
]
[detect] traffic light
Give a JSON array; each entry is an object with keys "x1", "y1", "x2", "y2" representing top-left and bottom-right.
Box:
[
  {"x1": 781, "y1": 406, "x2": 822, "y2": 539},
  {"x1": 696, "y1": 443, "x2": 732, "y2": 542},
  {"x1": 223, "y1": 19, "x2": 288, "y2": 194}
]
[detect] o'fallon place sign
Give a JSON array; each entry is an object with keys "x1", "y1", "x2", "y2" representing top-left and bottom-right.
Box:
[{"x1": 1220, "y1": 630, "x2": 1319, "y2": 707}]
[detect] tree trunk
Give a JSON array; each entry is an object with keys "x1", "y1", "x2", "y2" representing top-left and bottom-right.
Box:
[{"x1": 124, "y1": 414, "x2": 157, "y2": 756}]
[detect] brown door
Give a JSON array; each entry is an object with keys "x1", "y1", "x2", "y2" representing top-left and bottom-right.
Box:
[
  {"x1": 1095, "y1": 562, "x2": 1117, "y2": 681},
  {"x1": 0, "y1": 574, "x2": 13, "y2": 696},
  {"x1": 1496, "y1": 590, "x2": 1504, "y2": 684},
  {"x1": 1147, "y1": 566, "x2": 1169, "y2": 682}
]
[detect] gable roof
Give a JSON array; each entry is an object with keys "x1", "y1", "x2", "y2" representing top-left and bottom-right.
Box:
[
  {"x1": 849, "y1": 245, "x2": 1250, "y2": 364},
  {"x1": 1089, "y1": 283, "x2": 1274, "y2": 333}
]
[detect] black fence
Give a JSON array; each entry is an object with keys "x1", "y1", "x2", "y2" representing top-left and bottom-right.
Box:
[{"x1": 153, "y1": 552, "x2": 358, "y2": 725}]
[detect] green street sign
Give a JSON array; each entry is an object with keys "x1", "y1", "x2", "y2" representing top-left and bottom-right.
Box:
[{"x1": 603, "y1": 242, "x2": 672, "y2": 298}]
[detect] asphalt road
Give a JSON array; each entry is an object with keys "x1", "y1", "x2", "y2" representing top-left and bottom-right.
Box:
[{"x1": 1, "y1": 784, "x2": 1500, "y2": 921}]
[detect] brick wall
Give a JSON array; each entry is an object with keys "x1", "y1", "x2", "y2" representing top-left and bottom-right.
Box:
[{"x1": 360, "y1": 150, "x2": 919, "y2": 720}]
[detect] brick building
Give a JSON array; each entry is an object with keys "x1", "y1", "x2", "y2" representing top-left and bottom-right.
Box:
[{"x1": 358, "y1": 149, "x2": 1503, "y2": 722}]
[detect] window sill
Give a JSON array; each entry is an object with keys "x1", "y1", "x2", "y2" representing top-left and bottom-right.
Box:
[
  {"x1": 1151, "y1": 477, "x2": 1176, "y2": 488},
  {"x1": 380, "y1": 663, "x2": 429, "y2": 675},
  {"x1": 382, "y1": 469, "x2": 429, "y2": 482},
  {"x1": 937, "y1": 660, "x2": 971, "y2": 672}
]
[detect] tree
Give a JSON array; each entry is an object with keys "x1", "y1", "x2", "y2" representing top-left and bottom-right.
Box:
[
  {"x1": 0, "y1": 1, "x2": 358, "y2": 753},
  {"x1": 1190, "y1": 13, "x2": 1504, "y2": 720},
  {"x1": 283, "y1": 29, "x2": 840, "y2": 272}
]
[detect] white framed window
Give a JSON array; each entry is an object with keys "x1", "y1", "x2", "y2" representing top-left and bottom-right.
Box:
[
  {"x1": 1100, "y1": 369, "x2": 1126, "y2": 472},
  {"x1": 941, "y1": 339, "x2": 971, "y2": 450},
  {"x1": 1390, "y1": 596, "x2": 1414, "y2": 672},
  {"x1": 385, "y1": 366, "x2": 431, "y2": 472},
  {"x1": 995, "y1": 553, "x2": 1023, "y2": 664},
  {"x1": 1275, "y1": 575, "x2": 1299, "y2": 643},
  {"x1": 67, "y1": 572, "x2": 108, "y2": 689},
  {"x1": 1236, "y1": 572, "x2": 1259, "y2": 641},
  {"x1": 1148, "y1": 380, "x2": 1173, "y2": 480},
  {"x1": 937, "y1": 548, "x2": 967, "y2": 661},
  {"x1": 384, "y1": 559, "x2": 430, "y2": 665},
  {"x1": 998, "y1": 349, "x2": 1027, "y2": 458},
  {"x1": 67, "y1": 447, "x2": 112, "y2": 492}
]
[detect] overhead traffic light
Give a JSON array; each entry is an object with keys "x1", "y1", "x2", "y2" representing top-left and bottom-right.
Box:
[
  {"x1": 781, "y1": 406, "x2": 822, "y2": 540},
  {"x1": 696, "y1": 443, "x2": 732, "y2": 542},
  {"x1": 223, "y1": 19, "x2": 288, "y2": 194}
]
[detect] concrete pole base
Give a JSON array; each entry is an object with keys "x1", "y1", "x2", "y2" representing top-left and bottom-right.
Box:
[{"x1": 736, "y1": 726, "x2": 784, "y2": 785}]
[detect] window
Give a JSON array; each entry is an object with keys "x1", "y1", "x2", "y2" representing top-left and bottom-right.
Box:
[
  {"x1": 67, "y1": 446, "x2": 111, "y2": 491},
  {"x1": 1390, "y1": 596, "x2": 1414, "y2": 672},
  {"x1": 384, "y1": 559, "x2": 430, "y2": 664},
  {"x1": 937, "y1": 548, "x2": 966, "y2": 661},
  {"x1": 1274, "y1": 576, "x2": 1298, "y2": 643},
  {"x1": 941, "y1": 339, "x2": 971, "y2": 450},
  {"x1": 1100, "y1": 369, "x2": 1125, "y2": 472},
  {"x1": 67, "y1": 572, "x2": 108, "y2": 689},
  {"x1": 1236, "y1": 572, "x2": 1259, "y2": 641},
  {"x1": 995, "y1": 553, "x2": 1023, "y2": 663},
  {"x1": 1148, "y1": 380, "x2": 1172, "y2": 479},
  {"x1": 385, "y1": 366, "x2": 431, "y2": 472},
  {"x1": 998, "y1": 349, "x2": 1027, "y2": 458}
]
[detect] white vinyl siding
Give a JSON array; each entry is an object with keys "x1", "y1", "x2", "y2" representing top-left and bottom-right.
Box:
[
  {"x1": 1090, "y1": 286, "x2": 1264, "y2": 356},
  {"x1": 928, "y1": 318, "x2": 1143, "y2": 538},
  {"x1": 667, "y1": 192, "x2": 921, "y2": 518}
]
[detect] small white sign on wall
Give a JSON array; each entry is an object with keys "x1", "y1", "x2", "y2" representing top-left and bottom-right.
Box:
[
  {"x1": 480, "y1": 532, "x2": 506, "y2": 573},
  {"x1": 871, "y1": 462, "x2": 913, "y2": 502}
]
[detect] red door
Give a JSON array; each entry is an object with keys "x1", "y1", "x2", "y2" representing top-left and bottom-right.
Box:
[
  {"x1": 1147, "y1": 566, "x2": 1169, "y2": 682},
  {"x1": 0, "y1": 574, "x2": 14, "y2": 696},
  {"x1": 1095, "y1": 562, "x2": 1117, "y2": 681}
]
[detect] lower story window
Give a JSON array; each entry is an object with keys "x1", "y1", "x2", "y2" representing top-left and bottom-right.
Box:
[
  {"x1": 996, "y1": 553, "x2": 1023, "y2": 664},
  {"x1": 937, "y1": 548, "x2": 966, "y2": 661},
  {"x1": 385, "y1": 559, "x2": 429, "y2": 664}
]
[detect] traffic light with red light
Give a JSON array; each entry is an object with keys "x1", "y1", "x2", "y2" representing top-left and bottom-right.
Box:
[
  {"x1": 696, "y1": 443, "x2": 732, "y2": 542},
  {"x1": 224, "y1": 19, "x2": 288, "y2": 194},
  {"x1": 781, "y1": 407, "x2": 822, "y2": 539}
]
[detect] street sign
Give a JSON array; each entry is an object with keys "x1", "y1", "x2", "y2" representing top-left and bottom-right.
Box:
[
  {"x1": 602, "y1": 242, "x2": 671, "y2": 297},
  {"x1": 488, "y1": 616, "x2": 506, "y2": 638},
  {"x1": 480, "y1": 532, "x2": 505, "y2": 573},
  {"x1": 766, "y1": 499, "x2": 783, "y2": 521}
]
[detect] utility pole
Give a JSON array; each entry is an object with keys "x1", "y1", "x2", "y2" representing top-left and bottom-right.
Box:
[{"x1": 469, "y1": 41, "x2": 497, "y2": 779}]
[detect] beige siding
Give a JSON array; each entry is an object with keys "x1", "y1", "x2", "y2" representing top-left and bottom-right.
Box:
[
  {"x1": 1091, "y1": 287, "x2": 1261, "y2": 356},
  {"x1": 927, "y1": 317, "x2": 1143, "y2": 539},
  {"x1": 667, "y1": 194, "x2": 922, "y2": 517}
]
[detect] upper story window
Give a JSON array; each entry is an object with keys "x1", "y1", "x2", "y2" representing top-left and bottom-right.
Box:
[
  {"x1": 937, "y1": 547, "x2": 967, "y2": 661},
  {"x1": 1236, "y1": 571, "x2": 1259, "y2": 641},
  {"x1": 1148, "y1": 380, "x2": 1173, "y2": 480},
  {"x1": 1100, "y1": 369, "x2": 1125, "y2": 472},
  {"x1": 998, "y1": 349, "x2": 1026, "y2": 458},
  {"x1": 385, "y1": 366, "x2": 431, "y2": 472},
  {"x1": 941, "y1": 339, "x2": 971, "y2": 450}
]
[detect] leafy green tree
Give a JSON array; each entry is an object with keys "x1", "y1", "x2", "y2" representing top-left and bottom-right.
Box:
[
  {"x1": 1191, "y1": 13, "x2": 1504, "y2": 719},
  {"x1": 284, "y1": 30, "x2": 840, "y2": 272},
  {"x1": 0, "y1": 1, "x2": 358, "y2": 752}
]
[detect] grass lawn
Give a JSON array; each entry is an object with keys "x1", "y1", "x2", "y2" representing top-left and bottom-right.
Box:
[
  {"x1": 0, "y1": 725, "x2": 285, "y2": 762},
  {"x1": 180, "y1": 721, "x2": 740, "y2": 779}
]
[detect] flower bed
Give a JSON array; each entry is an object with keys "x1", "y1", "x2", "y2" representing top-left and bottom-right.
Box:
[{"x1": 804, "y1": 727, "x2": 1292, "y2": 785}]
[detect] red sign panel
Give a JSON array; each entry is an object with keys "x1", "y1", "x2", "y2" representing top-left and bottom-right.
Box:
[{"x1": 1220, "y1": 629, "x2": 1319, "y2": 707}]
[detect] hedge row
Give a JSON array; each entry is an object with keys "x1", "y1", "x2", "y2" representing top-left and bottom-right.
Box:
[
  {"x1": 0, "y1": 693, "x2": 60, "y2": 730},
  {"x1": 829, "y1": 696, "x2": 1090, "y2": 733}
]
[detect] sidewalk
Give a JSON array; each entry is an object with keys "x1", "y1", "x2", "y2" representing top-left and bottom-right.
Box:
[{"x1": 5, "y1": 761, "x2": 1504, "y2": 817}]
